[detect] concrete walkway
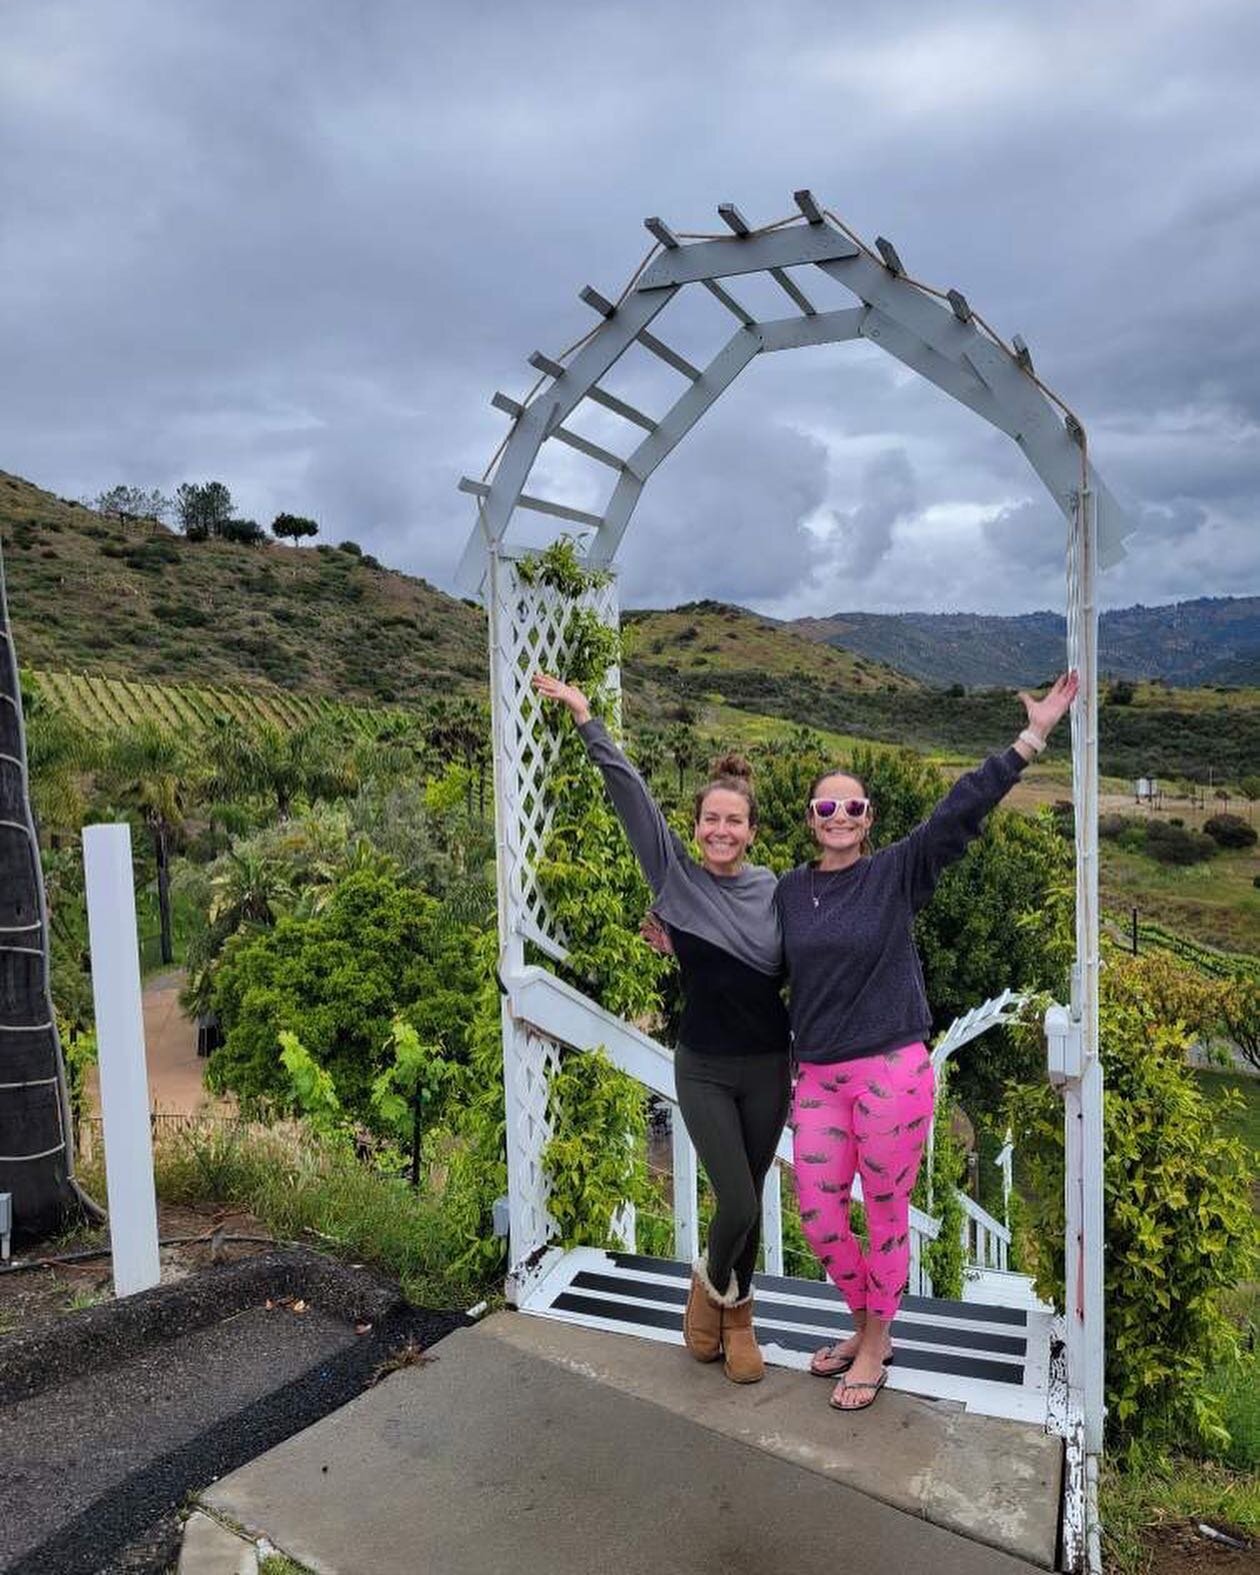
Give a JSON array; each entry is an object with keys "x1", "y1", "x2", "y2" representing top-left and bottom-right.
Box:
[{"x1": 201, "y1": 1312, "x2": 1060, "y2": 1574}]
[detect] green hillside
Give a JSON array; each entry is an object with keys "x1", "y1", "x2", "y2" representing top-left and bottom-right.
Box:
[
  {"x1": 0, "y1": 470, "x2": 487, "y2": 703},
  {"x1": 623, "y1": 600, "x2": 918, "y2": 690}
]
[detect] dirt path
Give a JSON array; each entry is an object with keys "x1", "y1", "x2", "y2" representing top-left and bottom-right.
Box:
[{"x1": 84, "y1": 968, "x2": 233, "y2": 1118}]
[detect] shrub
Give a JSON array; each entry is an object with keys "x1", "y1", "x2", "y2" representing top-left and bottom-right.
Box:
[
  {"x1": 1099, "y1": 813, "x2": 1130, "y2": 839},
  {"x1": 339, "y1": 540, "x2": 363, "y2": 556},
  {"x1": 1144, "y1": 820, "x2": 1217, "y2": 865},
  {"x1": 1203, "y1": 813, "x2": 1257, "y2": 850},
  {"x1": 1006, "y1": 958, "x2": 1257, "y2": 1453},
  {"x1": 208, "y1": 868, "x2": 483, "y2": 1120},
  {"x1": 219, "y1": 516, "x2": 267, "y2": 546}
]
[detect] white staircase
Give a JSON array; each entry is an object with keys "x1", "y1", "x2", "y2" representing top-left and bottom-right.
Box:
[{"x1": 523, "y1": 1246, "x2": 1058, "y2": 1426}]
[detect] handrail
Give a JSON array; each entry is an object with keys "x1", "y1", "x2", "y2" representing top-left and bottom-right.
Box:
[
  {"x1": 956, "y1": 1189, "x2": 1011, "y2": 1244},
  {"x1": 507, "y1": 965, "x2": 941, "y2": 1247}
]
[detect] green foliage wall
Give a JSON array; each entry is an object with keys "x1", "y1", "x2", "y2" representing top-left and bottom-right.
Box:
[
  {"x1": 208, "y1": 867, "x2": 481, "y2": 1119},
  {"x1": 1006, "y1": 954, "x2": 1258, "y2": 1452}
]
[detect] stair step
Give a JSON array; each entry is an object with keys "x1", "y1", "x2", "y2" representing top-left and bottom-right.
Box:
[{"x1": 524, "y1": 1249, "x2": 1059, "y2": 1428}]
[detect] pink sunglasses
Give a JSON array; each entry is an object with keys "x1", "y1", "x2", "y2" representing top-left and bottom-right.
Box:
[{"x1": 809, "y1": 796, "x2": 871, "y2": 821}]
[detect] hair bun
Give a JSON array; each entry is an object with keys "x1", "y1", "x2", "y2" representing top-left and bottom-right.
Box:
[{"x1": 710, "y1": 751, "x2": 753, "y2": 782}]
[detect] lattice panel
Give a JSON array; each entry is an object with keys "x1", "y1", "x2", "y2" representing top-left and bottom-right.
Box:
[
  {"x1": 488, "y1": 551, "x2": 620, "y2": 961},
  {"x1": 504, "y1": 1019, "x2": 563, "y2": 1274}
]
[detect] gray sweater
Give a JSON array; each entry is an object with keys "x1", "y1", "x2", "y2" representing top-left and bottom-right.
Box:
[{"x1": 577, "y1": 719, "x2": 788, "y2": 1057}]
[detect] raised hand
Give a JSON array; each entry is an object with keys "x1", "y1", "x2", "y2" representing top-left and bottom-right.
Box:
[
  {"x1": 640, "y1": 909, "x2": 674, "y2": 957},
  {"x1": 532, "y1": 672, "x2": 592, "y2": 724},
  {"x1": 1018, "y1": 671, "x2": 1079, "y2": 741}
]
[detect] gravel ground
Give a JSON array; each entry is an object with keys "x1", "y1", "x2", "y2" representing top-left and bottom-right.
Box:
[{"x1": 0, "y1": 1249, "x2": 466, "y2": 1575}]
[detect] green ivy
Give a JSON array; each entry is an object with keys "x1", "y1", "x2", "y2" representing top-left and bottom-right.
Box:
[
  {"x1": 1005, "y1": 954, "x2": 1258, "y2": 1454},
  {"x1": 543, "y1": 1047, "x2": 650, "y2": 1247},
  {"x1": 517, "y1": 538, "x2": 667, "y2": 1246},
  {"x1": 912, "y1": 1066, "x2": 967, "y2": 1300}
]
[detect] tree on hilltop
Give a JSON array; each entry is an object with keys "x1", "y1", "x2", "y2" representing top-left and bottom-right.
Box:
[
  {"x1": 176, "y1": 481, "x2": 235, "y2": 541},
  {"x1": 94, "y1": 484, "x2": 173, "y2": 527},
  {"x1": 272, "y1": 512, "x2": 319, "y2": 546}
]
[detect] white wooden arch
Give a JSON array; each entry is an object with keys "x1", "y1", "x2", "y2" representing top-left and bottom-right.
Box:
[{"x1": 458, "y1": 194, "x2": 1120, "y2": 1575}]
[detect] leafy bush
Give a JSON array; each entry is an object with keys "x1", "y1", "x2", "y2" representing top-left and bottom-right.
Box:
[
  {"x1": 543, "y1": 1047, "x2": 650, "y2": 1248},
  {"x1": 1006, "y1": 956, "x2": 1257, "y2": 1453},
  {"x1": 1203, "y1": 813, "x2": 1258, "y2": 850},
  {"x1": 1144, "y1": 820, "x2": 1217, "y2": 865},
  {"x1": 219, "y1": 516, "x2": 267, "y2": 546},
  {"x1": 208, "y1": 867, "x2": 482, "y2": 1120}
]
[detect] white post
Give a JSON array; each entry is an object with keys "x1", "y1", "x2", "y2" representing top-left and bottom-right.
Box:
[
  {"x1": 82, "y1": 823, "x2": 160, "y2": 1298},
  {"x1": 761, "y1": 1164, "x2": 784, "y2": 1276},
  {"x1": 672, "y1": 1114, "x2": 699, "y2": 1263},
  {"x1": 1075, "y1": 489, "x2": 1106, "y2": 1458}
]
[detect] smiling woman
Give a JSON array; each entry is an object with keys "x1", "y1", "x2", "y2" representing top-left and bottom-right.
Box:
[{"x1": 532, "y1": 669, "x2": 789, "y2": 1382}]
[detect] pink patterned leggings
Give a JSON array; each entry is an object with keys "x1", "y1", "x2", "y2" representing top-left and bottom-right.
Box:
[{"x1": 792, "y1": 1043, "x2": 935, "y2": 1321}]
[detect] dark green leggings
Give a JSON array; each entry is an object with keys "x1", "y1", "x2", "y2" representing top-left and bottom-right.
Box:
[{"x1": 674, "y1": 1047, "x2": 791, "y2": 1299}]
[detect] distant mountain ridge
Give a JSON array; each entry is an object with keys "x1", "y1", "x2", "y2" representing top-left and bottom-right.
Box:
[{"x1": 788, "y1": 597, "x2": 1260, "y2": 688}]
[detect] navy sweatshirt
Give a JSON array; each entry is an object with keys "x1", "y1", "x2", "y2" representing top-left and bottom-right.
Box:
[
  {"x1": 777, "y1": 748, "x2": 1026, "y2": 1065},
  {"x1": 577, "y1": 718, "x2": 789, "y2": 1058}
]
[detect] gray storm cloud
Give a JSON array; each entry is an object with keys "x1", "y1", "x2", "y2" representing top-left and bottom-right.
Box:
[{"x1": 2, "y1": 0, "x2": 1258, "y2": 615}]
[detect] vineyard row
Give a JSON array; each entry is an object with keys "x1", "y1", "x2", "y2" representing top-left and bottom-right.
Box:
[{"x1": 30, "y1": 668, "x2": 411, "y2": 740}]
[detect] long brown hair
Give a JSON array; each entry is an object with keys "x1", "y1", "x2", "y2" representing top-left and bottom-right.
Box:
[{"x1": 694, "y1": 752, "x2": 757, "y2": 827}]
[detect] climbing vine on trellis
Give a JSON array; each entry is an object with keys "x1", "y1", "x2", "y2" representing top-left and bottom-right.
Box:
[{"x1": 522, "y1": 539, "x2": 670, "y2": 1244}]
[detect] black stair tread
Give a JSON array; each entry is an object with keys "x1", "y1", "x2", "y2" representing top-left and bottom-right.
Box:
[
  {"x1": 605, "y1": 1252, "x2": 1031, "y2": 1327},
  {"x1": 549, "y1": 1293, "x2": 1027, "y2": 1386},
  {"x1": 569, "y1": 1271, "x2": 1027, "y2": 1357}
]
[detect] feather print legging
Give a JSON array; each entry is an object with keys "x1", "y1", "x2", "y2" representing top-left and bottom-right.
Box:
[{"x1": 791, "y1": 1043, "x2": 935, "y2": 1321}]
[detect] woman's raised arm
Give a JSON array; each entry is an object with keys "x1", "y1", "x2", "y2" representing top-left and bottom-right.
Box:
[{"x1": 531, "y1": 672, "x2": 679, "y2": 895}]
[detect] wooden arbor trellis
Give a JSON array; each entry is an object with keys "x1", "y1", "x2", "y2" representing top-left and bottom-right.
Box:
[{"x1": 457, "y1": 193, "x2": 1126, "y2": 1575}]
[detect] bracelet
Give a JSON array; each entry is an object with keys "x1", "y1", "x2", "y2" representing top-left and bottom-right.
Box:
[{"x1": 1018, "y1": 728, "x2": 1047, "y2": 755}]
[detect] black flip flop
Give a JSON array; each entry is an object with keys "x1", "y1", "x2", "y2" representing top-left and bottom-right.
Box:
[
  {"x1": 810, "y1": 1348, "x2": 895, "y2": 1379},
  {"x1": 829, "y1": 1370, "x2": 888, "y2": 1411}
]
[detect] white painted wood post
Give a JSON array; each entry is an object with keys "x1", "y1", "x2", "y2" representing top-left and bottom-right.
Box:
[
  {"x1": 761, "y1": 1164, "x2": 784, "y2": 1275},
  {"x1": 671, "y1": 1113, "x2": 699, "y2": 1264},
  {"x1": 82, "y1": 823, "x2": 160, "y2": 1297}
]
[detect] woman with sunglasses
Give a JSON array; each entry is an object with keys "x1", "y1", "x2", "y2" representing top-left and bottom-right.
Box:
[
  {"x1": 779, "y1": 673, "x2": 1078, "y2": 1413},
  {"x1": 532, "y1": 671, "x2": 789, "y2": 1385}
]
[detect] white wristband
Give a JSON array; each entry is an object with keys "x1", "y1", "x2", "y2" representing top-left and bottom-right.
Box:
[{"x1": 1018, "y1": 728, "x2": 1047, "y2": 755}]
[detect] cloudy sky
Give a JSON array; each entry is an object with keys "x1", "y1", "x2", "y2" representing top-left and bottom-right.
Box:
[{"x1": 3, "y1": 0, "x2": 1259, "y2": 617}]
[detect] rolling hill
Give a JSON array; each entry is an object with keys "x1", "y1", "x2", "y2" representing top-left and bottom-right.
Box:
[
  {"x1": 0, "y1": 471, "x2": 487, "y2": 703},
  {"x1": 790, "y1": 598, "x2": 1260, "y2": 689}
]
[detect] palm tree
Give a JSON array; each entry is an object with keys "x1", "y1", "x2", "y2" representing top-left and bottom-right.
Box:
[
  {"x1": 665, "y1": 722, "x2": 704, "y2": 796},
  {"x1": 102, "y1": 721, "x2": 195, "y2": 966},
  {"x1": 23, "y1": 689, "x2": 97, "y2": 839},
  {"x1": 205, "y1": 719, "x2": 353, "y2": 821},
  {"x1": 0, "y1": 546, "x2": 99, "y2": 1239}
]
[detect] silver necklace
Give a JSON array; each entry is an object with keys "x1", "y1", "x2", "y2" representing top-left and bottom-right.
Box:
[{"x1": 810, "y1": 859, "x2": 855, "y2": 909}]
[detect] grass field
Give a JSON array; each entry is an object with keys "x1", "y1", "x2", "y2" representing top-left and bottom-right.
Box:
[
  {"x1": 1101, "y1": 843, "x2": 1260, "y2": 954},
  {"x1": 1197, "y1": 1069, "x2": 1260, "y2": 1178}
]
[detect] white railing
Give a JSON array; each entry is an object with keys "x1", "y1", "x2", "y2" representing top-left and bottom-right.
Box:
[
  {"x1": 957, "y1": 1189, "x2": 1010, "y2": 1271},
  {"x1": 507, "y1": 965, "x2": 941, "y2": 1296}
]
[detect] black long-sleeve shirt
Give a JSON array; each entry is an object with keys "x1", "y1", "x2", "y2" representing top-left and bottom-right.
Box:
[{"x1": 777, "y1": 748, "x2": 1026, "y2": 1065}]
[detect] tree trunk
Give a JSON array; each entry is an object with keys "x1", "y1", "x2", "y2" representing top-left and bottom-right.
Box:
[
  {"x1": 154, "y1": 821, "x2": 173, "y2": 966},
  {"x1": 0, "y1": 546, "x2": 94, "y2": 1242}
]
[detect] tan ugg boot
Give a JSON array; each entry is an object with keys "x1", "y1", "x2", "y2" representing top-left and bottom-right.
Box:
[
  {"x1": 684, "y1": 1259, "x2": 735, "y2": 1362},
  {"x1": 721, "y1": 1292, "x2": 765, "y2": 1384}
]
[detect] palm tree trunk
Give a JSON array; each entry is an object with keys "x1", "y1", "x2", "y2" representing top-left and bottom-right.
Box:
[
  {"x1": 0, "y1": 545, "x2": 99, "y2": 1242},
  {"x1": 154, "y1": 821, "x2": 173, "y2": 966}
]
